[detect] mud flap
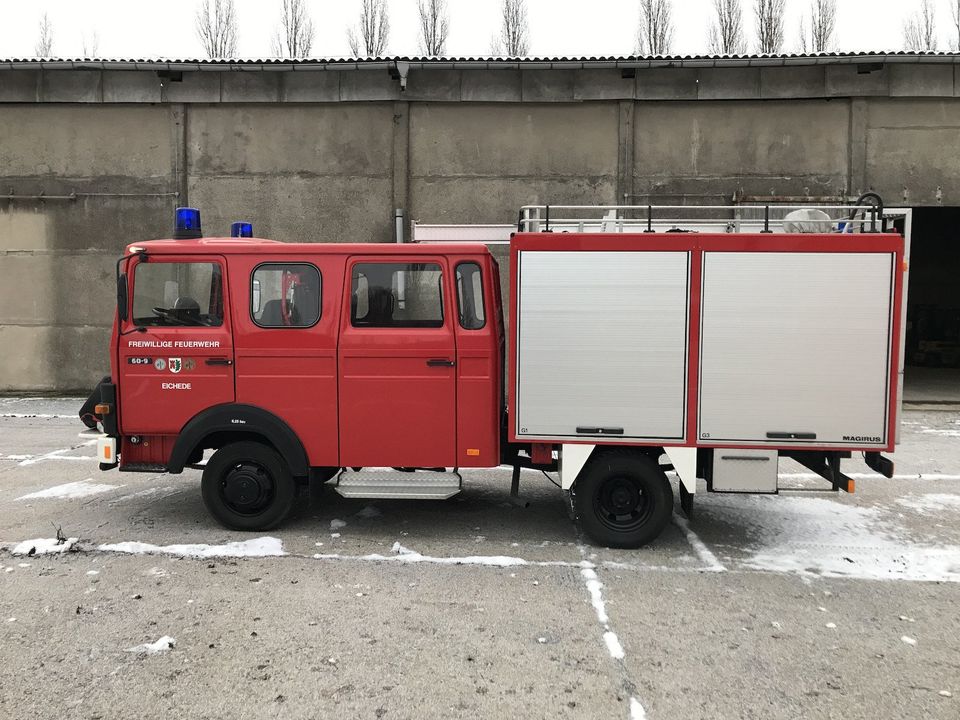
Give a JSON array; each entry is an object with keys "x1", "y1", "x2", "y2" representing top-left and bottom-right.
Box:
[{"x1": 664, "y1": 447, "x2": 697, "y2": 517}]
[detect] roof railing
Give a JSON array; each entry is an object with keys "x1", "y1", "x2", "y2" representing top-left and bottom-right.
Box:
[
  {"x1": 518, "y1": 196, "x2": 886, "y2": 235},
  {"x1": 411, "y1": 195, "x2": 892, "y2": 244}
]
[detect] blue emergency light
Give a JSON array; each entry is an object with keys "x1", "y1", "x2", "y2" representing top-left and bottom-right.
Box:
[
  {"x1": 173, "y1": 207, "x2": 202, "y2": 239},
  {"x1": 231, "y1": 221, "x2": 253, "y2": 238}
]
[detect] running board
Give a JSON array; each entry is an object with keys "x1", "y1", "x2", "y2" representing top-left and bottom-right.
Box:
[{"x1": 335, "y1": 469, "x2": 462, "y2": 500}]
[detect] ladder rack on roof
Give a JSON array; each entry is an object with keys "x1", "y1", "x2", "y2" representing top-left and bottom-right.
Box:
[{"x1": 517, "y1": 197, "x2": 887, "y2": 235}]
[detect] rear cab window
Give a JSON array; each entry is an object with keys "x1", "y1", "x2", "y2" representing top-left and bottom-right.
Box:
[
  {"x1": 132, "y1": 262, "x2": 223, "y2": 327},
  {"x1": 351, "y1": 263, "x2": 444, "y2": 328}
]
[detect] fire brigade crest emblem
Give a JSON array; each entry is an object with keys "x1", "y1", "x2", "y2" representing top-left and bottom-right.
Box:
[{"x1": 168, "y1": 358, "x2": 182, "y2": 374}]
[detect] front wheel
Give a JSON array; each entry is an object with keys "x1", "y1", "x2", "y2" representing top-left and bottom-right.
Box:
[
  {"x1": 201, "y1": 442, "x2": 296, "y2": 531},
  {"x1": 574, "y1": 450, "x2": 673, "y2": 548}
]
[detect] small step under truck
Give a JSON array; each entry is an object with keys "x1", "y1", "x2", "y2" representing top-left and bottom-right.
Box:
[{"x1": 86, "y1": 199, "x2": 908, "y2": 548}]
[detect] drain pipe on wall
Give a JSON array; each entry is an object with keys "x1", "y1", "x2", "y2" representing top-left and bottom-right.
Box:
[{"x1": 395, "y1": 208, "x2": 406, "y2": 243}]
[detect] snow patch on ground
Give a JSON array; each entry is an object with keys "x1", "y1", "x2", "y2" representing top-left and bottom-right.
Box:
[
  {"x1": 703, "y1": 495, "x2": 960, "y2": 582},
  {"x1": 99, "y1": 537, "x2": 285, "y2": 558},
  {"x1": 330, "y1": 519, "x2": 347, "y2": 530},
  {"x1": 355, "y1": 505, "x2": 382, "y2": 519},
  {"x1": 17, "y1": 480, "x2": 120, "y2": 501},
  {"x1": 897, "y1": 493, "x2": 960, "y2": 514},
  {"x1": 11, "y1": 537, "x2": 78, "y2": 555},
  {"x1": 126, "y1": 636, "x2": 175, "y2": 654}
]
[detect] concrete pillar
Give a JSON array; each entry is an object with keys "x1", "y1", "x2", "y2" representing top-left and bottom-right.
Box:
[
  {"x1": 172, "y1": 105, "x2": 188, "y2": 207},
  {"x1": 392, "y1": 101, "x2": 410, "y2": 242},
  {"x1": 617, "y1": 100, "x2": 635, "y2": 205},
  {"x1": 849, "y1": 98, "x2": 868, "y2": 196}
]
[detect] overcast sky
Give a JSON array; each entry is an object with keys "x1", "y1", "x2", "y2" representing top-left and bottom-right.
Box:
[{"x1": 0, "y1": 0, "x2": 956, "y2": 59}]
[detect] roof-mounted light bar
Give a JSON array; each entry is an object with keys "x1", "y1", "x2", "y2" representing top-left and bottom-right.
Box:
[{"x1": 173, "y1": 207, "x2": 202, "y2": 239}]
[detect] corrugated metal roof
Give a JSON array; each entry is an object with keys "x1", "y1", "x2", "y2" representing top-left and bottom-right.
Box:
[{"x1": 1, "y1": 51, "x2": 959, "y2": 72}]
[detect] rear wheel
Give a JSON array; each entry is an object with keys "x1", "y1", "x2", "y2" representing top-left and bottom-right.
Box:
[
  {"x1": 574, "y1": 450, "x2": 673, "y2": 548},
  {"x1": 201, "y1": 442, "x2": 296, "y2": 531}
]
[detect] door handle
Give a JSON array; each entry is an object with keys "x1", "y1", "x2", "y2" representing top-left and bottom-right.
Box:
[
  {"x1": 426, "y1": 359, "x2": 455, "y2": 367},
  {"x1": 205, "y1": 357, "x2": 233, "y2": 366}
]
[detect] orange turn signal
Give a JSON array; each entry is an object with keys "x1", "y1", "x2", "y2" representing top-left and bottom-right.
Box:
[
  {"x1": 466, "y1": 448, "x2": 480, "y2": 456},
  {"x1": 95, "y1": 403, "x2": 111, "y2": 415}
]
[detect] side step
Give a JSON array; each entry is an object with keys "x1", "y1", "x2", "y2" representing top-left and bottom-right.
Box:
[{"x1": 334, "y1": 469, "x2": 462, "y2": 500}]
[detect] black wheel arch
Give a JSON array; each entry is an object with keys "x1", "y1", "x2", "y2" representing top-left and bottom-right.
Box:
[{"x1": 168, "y1": 403, "x2": 309, "y2": 477}]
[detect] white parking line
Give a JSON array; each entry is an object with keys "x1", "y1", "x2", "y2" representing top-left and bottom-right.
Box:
[
  {"x1": 0, "y1": 413, "x2": 75, "y2": 419},
  {"x1": 578, "y1": 555, "x2": 648, "y2": 720},
  {"x1": 16, "y1": 480, "x2": 122, "y2": 501},
  {"x1": 1, "y1": 454, "x2": 96, "y2": 462},
  {"x1": 672, "y1": 514, "x2": 726, "y2": 572},
  {"x1": 779, "y1": 472, "x2": 960, "y2": 481},
  {"x1": 17, "y1": 439, "x2": 97, "y2": 466},
  {"x1": 313, "y1": 542, "x2": 576, "y2": 568}
]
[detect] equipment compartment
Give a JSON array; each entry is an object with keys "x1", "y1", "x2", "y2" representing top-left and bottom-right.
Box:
[
  {"x1": 711, "y1": 449, "x2": 778, "y2": 493},
  {"x1": 698, "y1": 251, "x2": 895, "y2": 447},
  {"x1": 515, "y1": 250, "x2": 690, "y2": 442}
]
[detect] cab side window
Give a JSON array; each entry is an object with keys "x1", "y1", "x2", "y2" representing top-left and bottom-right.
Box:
[
  {"x1": 251, "y1": 264, "x2": 321, "y2": 328},
  {"x1": 351, "y1": 263, "x2": 443, "y2": 328},
  {"x1": 133, "y1": 262, "x2": 223, "y2": 327}
]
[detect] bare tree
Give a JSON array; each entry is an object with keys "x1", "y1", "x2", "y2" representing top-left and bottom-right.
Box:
[
  {"x1": 417, "y1": 0, "x2": 450, "y2": 56},
  {"x1": 490, "y1": 0, "x2": 529, "y2": 56},
  {"x1": 904, "y1": 0, "x2": 938, "y2": 51},
  {"x1": 755, "y1": 0, "x2": 786, "y2": 54},
  {"x1": 708, "y1": 0, "x2": 747, "y2": 54},
  {"x1": 272, "y1": 0, "x2": 314, "y2": 57},
  {"x1": 636, "y1": 0, "x2": 674, "y2": 55},
  {"x1": 196, "y1": 0, "x2": 238, "y2": 59},
  {"x1": 81, "y1": 31, "x2": 100, "y2": 57},
  {"x1": 348, "y1": 0, "x2": 390, "y2": 57},
  {"x1": 799, "y1": 0, "x2": 836, "y2": 53},
  {"x1": 952, "y1": 0, "x2": 960, "y2": 51},
  {"x1": 35, "y1": 13, "x2": 54, "y2": 56}
]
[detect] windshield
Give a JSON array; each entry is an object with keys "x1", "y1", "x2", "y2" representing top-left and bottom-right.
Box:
[{"x1": 132, "y1": 261, "x2": 224, "y2": 327}]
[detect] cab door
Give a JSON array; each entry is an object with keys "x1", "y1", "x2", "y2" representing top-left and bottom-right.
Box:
[
  {"x1": 118, "y1": 255, "x2": 235, "y2": 434},
  {"x1": 337, "y1": 257, "x2": 456, "y2": 467}
]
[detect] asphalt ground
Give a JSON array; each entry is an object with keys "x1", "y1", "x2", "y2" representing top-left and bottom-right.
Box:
[{"x1": 1, "y1": 398, "x2": 958, "y2": 720}]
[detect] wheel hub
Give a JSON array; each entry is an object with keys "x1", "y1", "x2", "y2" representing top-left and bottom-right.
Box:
[
  {"x1": 222, "y1": 462, "x2": 272, "y2": 513},
  {"x1": 609, "y1": 483, "x2": 638, "y2": 512},
  {"x1": 595, "y1": 474, "x2": 652, "y2": 532}
]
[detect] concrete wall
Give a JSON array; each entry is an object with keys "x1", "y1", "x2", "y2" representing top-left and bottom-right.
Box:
[{"x1": 2, "y1": 62, "x2": 960, "y2": 391}]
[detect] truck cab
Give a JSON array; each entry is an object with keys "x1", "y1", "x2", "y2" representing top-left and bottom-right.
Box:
[{"x1": 98, "y1": 219, "x2": 503, "y2": 531}]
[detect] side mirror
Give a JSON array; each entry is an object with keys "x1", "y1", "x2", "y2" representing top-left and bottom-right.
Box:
[{"x1": 117, "y1": 273, "x2": 129, "y2": 321}]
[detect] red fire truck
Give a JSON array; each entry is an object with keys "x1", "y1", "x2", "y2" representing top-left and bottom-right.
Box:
[{"x1": 85, "y1": 201, "x2": 906, "y2": 548}]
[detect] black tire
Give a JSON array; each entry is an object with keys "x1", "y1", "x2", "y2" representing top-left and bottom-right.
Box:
[
  {"x1": 201, "y1": 442, "x2": 296, "y2": 531},
  {"x1": 574, "y1": 449, "x2": 674, "y2": 549}
]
